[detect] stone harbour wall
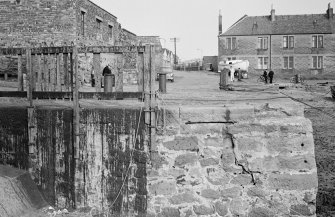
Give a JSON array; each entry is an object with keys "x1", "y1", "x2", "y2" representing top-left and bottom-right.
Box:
[{"x1": 147, "y1": 102, "x2": 318, "y2": 216}]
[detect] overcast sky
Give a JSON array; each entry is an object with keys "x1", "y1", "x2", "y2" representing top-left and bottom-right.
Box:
[{"x1": 91, "y1": 0, "x2": 334, "y2": 60}]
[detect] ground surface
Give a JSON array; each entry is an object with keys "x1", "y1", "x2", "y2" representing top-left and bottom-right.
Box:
[{"x1": 0, "y1": 71, "x2": 334, "y2": 216}]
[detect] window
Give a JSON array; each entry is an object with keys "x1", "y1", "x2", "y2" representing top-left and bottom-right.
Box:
[
  {"x1": 108, "y1": 25, "x2": 113, "y2": 39},
  {"x1": 283, "y1": 56, "x2": 294, "y2": 69},
  {"x1": 96, "y1": 18, "x2": 102, "y2": 29},
  {"x1": 227, "y1": 57, "x2": 237, "y2": 61},
  {"x1": 258, "y1": 57, "x2": 268, "y2": 69},
  {"x1": 226, "y1": 37, "x2": 237, "y2": 50},
  {"x1": 312, "y1": 35, "x2": 323, "y2": 48},
  {"x1": 312, "y1": 56, "x2": 323, "y2": 69},
  {"x1": 81, "y1": 11, "x2": 85, "y2": 36},
  {"x1": 283, "y1": 36, "x2": 294, "y2": 48},
  {"x1": 257, "y1": 37, "x2": 268, "y2": 49}
]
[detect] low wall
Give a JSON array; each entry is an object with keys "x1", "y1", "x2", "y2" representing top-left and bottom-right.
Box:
[{"x1": 148, "y1": 102, "x2": 317, "y2": 216}]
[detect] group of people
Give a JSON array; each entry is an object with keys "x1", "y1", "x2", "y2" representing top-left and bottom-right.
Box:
[{"x1": 262, "y1": 70, "x2": 274, "y2": 84}]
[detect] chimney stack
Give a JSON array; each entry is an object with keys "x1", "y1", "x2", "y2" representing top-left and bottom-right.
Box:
[
  {"x1": 327, "y1": 3, "x2": 333, "y2": 19},
  {"x1": 219, "y1": 10, "x2": 222, "y2": 35},
  {"x1": 270, "y1": 5, "x2": 275, "y2": 21}
]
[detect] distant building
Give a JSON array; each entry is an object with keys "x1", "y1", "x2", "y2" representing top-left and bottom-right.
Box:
[
  {"x1": 203, "y1": 56, "x2": 218, "y2": 72},
  {"x1": 218, "y1": 4, "x2": 335, "y2": 75}
]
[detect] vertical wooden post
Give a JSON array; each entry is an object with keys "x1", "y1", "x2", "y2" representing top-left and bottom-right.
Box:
[
  {"x1": 56, "y1": 53, "x2": 61, "y2": 91},
  {"x1": 150, "y1": 44, "x2": 156, "y2": 142},
  {"x1": 43, "y1": 54, "x2": 49, "y2": 92},
  {"x1": 93, "y1": 53, "x2": 101, "y2": 92},
  {"x1": 137, "y1": 52, "x2": 144, "y2": 93},
  {"x1": 4, "y1": 73, "x2": 8, "y2": 81},
  {"x1": 73, "y1": 46, "x2": 80, "y2": 159},
  {"x1": 64, "y1": 53, "x2": 69, "y2": 91},
  {"x1": 27, "y1": 107, "x2": 37, "y2": 175},
  {"x1": 17, "y1": 54, "x2": 23, "y2": 91},
  {"x1": 115, "y1": 54, "x2": 124, "y2": 92},
  {"x1": 26, "y1": 48, "x2": 33, "y2": 106},
  {"x1": 70, "y1": 53, "x2": 74, "y2": 94},
  {"x1": 31, "y1": 54, "x2": 36, "y2": 92}
]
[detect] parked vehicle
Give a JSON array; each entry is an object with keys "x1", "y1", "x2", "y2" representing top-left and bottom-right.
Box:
[
  {"x1": 167, "y1": 73, "x2": 174, "y2": 82},
  {"x1": 218, "y1": 60, "x2": 249, "y2": 78}
]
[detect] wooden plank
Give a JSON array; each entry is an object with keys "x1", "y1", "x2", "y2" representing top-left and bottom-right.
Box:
[
  {"x1": 27, "y1": 107, "x2": 37, "y2": 161},
  {"x1": 73, "y1": 46, "x2": 80, "y2": 159},
  {"x1": 56, "y1": 54, "x2": 61, "y2": 91},
  {"x1": 36, "y1": 55, "x2": 42, "y2": 91},
  {"x1": 63, "y1": 53, "x2": 69, "y2": 91},
  {"x1": 31, "y1": 46, "x2": 73, "y2": 55},
  {"x1": 0, "y1": 91, "x2": 143, "y2": 99},
  {"x1": 115, "y1": 54, "x2": 123, "y2": 93},
  {"x1": 49, "y1": 54, "x2": 56, "y2": 91},
  {"x1": 70, "y1": 53, "x2": 74, "y2": 93},
  {"x1": 150, "y1": 44, "x2": 156, "y2": 133},
  {"x1": 144, "y1": 45, "x2": 151, "y2": 126},
  {"x1": 0, "y1": 47, "x2": 25, "y2": 55},
  {"x1": 93, "y1": 53, "x2": 101, "y2": 92},
  {"x1": 17, "y1": 55, "x2": 23, "y2": 91},
  {"x1": 78, "y1": 46, "x2": 145, "y2": 54},
  {"x1": 26, "y1": 48, "x2": 33, "y2": 106},
  {"x1": 137, "y1": 53, "x2": 144, "y2": 93}
]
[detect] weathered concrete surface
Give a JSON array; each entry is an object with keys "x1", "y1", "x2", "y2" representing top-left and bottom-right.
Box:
[{"x1": 148, "y1": 100, "x2": 317, "y2": 216}]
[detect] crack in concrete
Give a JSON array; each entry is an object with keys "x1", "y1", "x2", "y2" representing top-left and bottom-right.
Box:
[{"x1": 228, "y1": 133, "x2": 261, "y2": 185}]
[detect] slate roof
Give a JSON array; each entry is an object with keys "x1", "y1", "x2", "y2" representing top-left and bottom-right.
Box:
[{"x1": 221, "y1": 13, "x2": 335, "y2": 36}]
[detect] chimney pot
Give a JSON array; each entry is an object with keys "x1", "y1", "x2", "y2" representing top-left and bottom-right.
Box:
[
  {"x1": 219, "y1": 10, "x2": 222, "y2": 35},
  {"x1": 271, "y1": 9, "x2": 275, "y2": 21}
]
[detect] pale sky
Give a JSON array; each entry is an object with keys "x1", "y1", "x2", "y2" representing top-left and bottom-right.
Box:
[{"x1": 92, "y1": 0, "x2": 334, "y2": 60}]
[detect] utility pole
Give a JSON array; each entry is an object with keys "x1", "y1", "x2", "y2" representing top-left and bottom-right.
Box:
[{"x1": 170, "y1": 37, "x2": 180, "y2": 65}]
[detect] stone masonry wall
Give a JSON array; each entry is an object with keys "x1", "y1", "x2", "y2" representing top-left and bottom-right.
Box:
[
  {"x1": 148, "y1": 102, "x2": 318, "y2": 216},
  {"x1": 218, "y1": 34, "x2": 335, "y2": 75}
]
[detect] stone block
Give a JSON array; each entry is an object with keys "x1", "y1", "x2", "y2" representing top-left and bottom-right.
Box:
[
  {"x1": 229, "y1": 199, "x2": 249, "y2": 216},
  {"x1": 206, "y1": 168, "x2": 231, "y2": 186},
  {"x1": 160, "y1": 207, "x2": 180, "y2": 217},
  {"x1": 163, "y1": 136, "x2": 199, "y2": 151},
  {"x1": 290, "y1": 204, "x2": 315, "y2": 216},
  {"x1": 220, "y1": 186, "x2": 242, "y2": 199},
  {"x1": 221, "y1": 149, "x2": 236, "y2": 167},
  {"x1": 248, "y1": 207, "x2": 275, "y2": 217},
  {"x1": 230, "y1": 174, "x2": 253, "y2": 186},
  {"x1": 234, "y1": 136, "x2": 265, "y2": 153},
  {"x1": 135, "y1": 163, "x2": 146, "y2": 178},
  {"x1": 249, "y1": 154, "x2": 316, "y2": 172},
  {"x1": 247, "y1": 187, "x2": 268, "y2": 198},
  {"x1": 201, "y1": 189, "x2": 221, "y2": 200},
  {"x1": 136, "y1": 178, "x2": 147, "y2": 195},
  {"x1": 169, "y1": 191, "x2": 198, "y2": 205},
  {"x1": 193, "y1": 204, "x2": 215, "y2": 215},
  {"x1": 200, "y1": 157, "x2": 219, "y2": 167},
  {"x1": 215, "y1": 201, "x2": 229, "y2": 216},
  {"x1": 183, "y1": 123, "x2": 222, "y2": 135},
  {"x1": 174, "y1": 153, "x2": 198, "y2": 167},
  {"x1": 148, "y1": 180, "x2": 176, "y2": 196},
  {"x1": 204, "y1": 137, "x2": 222, "y2": 147},
  {"x1": 268, "y1": 173, "x2": 318, "y2": 190},
  {"x1": 151, "y1": 151, "x2": 168, "y2": 170}
]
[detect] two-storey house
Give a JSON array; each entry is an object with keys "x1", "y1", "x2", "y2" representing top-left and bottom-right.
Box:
[{"x1": 218, "y1": 4, "x2": 335, "y2": 75}]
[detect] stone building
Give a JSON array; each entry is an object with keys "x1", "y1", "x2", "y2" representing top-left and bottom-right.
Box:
[
  {"x1": 218, "y1": 4, "x2": 335, "y2": 75},
  {"x1": 0, "y1": 0, "x2": 164, "y2": 85}
]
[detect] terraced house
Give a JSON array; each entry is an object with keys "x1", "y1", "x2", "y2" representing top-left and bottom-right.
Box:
[{"x1": 218, "y1": 3, "x2": 335, "y2": 75}]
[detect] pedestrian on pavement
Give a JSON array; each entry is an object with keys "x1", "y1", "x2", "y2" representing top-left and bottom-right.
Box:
[
  {"x1": 263, "y1": 70, "x2": 268, "y2": 84},
  {"x1": 230, "y1": 66, "x2": 235, "y2": 82},
  {"x1": 268, "y1": 70, "x2": 274, "y2": 84}
]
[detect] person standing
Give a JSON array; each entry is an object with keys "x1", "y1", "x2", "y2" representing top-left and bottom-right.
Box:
[
  {"x1": 230, "y1": 66, "x2": 235, "y2": 82},
  {"x1": 263, "y1": 70, "x2": 268, "y2": 84},
  {"x1": 268, "y1": 70, "x2": 274, "y2": 84}
]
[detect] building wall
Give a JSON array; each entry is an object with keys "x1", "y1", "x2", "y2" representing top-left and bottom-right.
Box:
[
  {"x1": 75, "y1": 0, "x2": 120, "y2": 46},
  {"x1": 0, "y1": 0, "x2": 77, "y2": 47},
  {"x1": 219, "y1": 33, "x2": 335, "y2": 75}
]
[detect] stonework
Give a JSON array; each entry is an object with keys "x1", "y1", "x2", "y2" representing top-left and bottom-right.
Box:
[{"x1": 148, "y1": 102, "x2": 318, "y2": 216}]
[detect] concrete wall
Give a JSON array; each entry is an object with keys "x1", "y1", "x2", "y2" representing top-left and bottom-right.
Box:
[
  {"x1": 219, "y1": 34, "x2": 335, "y2": 75},
  {"x1": 147, "y1": 102, "x2": 317, "y2": 216}
]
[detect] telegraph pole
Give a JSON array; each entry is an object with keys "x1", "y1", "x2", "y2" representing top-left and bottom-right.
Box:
[{"x1": 170, "y1": 37, "x2": 180, "y2": 65}]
